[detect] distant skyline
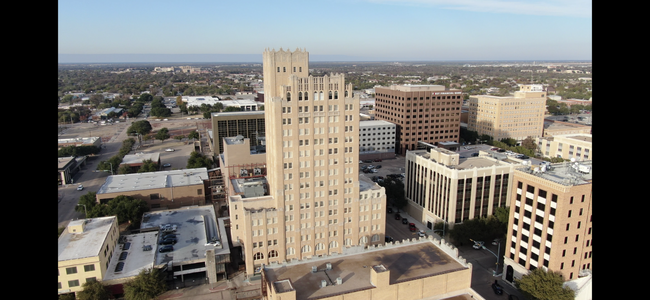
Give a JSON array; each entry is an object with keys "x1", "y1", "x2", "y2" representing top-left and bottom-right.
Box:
[{"x1": 58, "y1": 0, "x2": 591, "y2": 63}]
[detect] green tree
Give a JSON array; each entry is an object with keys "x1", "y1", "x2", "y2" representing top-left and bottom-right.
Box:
[
  {"x1": 155, "y1": 128, "x2": 170, "y2": 143},
  {"x1": 138, "y1": 159, "x2": 159, "y2": 173},
  {"x1": 378, "y1": 179, "x2": 407, "y2": 212},
  {"x1": 223, "y1": 106, "x2": 241, "y2": 112},
  {"x1": 515, "y1": 268, "x2": 575, "y2": 300},
  {"x1": 127, "y1": 120, "x2": 153, "y2": 144},
  {"x1": 76, "y1": 192, "x2": 98, "y2": 216},
  {"x1": 186, "y1": 151, "x2": 213, "y2": 168},
  {"x1": 89, "y1": 94, "x2": 104, "y2": 107},
  {"x1": 62, "y1": 94, "x2": 74, "y2": 103},
  {"x1": 123, "y1": 268, "x2": 167, "y2": 300},
  {"x1": 76, "y1": 280, "x2": 111, "y2": 300},
  {"x1": 106, "y1": 195, "x2": 149, "y2": 224},
  {"x1": 188, "y1": 130, "x2": 199, "y2": 141},
  {"x1": 58, "y1": 293, "x2": 76, "y2": 300},
  {"x1": 494, "y1": 206, "x2": 510, "y2": 225},
  {"x1": 118, "y1": 164, "x2": 133, "y2": 175},
  {"x1": 521, "y1": 136, "x2": 537, "y2": 151},
  {"x1": 174, "y1": 135, "x2": 185, "y2": 141},
  {"x1": 138, "y1": 93, "x2": 153, "y2": 103}
]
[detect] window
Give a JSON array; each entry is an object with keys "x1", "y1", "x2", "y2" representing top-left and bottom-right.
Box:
[
  {"x1": 84, "y1": 265, "x2": 95, "y2": 272},
  {"x1": 86, "y1": 277, "x2": 97, "y2": 283},
  {"x1": 68, "y1": 280, "x2": 80, "y2": 288},
  {"x1": 66, "y1": 267, "x2": 77, "y2": 275}
]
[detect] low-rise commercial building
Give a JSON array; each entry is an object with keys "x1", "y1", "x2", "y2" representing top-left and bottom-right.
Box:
[
  {"x1": 542, "y1": 119, "x2": 592, "y2": 137},
  {"x1": 536, "y1": 134, "x2": 592, "y2": 161},
  {"x1": 58, "y1": 216, "x2": 120, "y2": 296},
  {"x1": 58, "y1": 137, "x2": 103, "y2": 149},
  {"x1": 95, "y1": 168, "x2": 210, "y2": 209},
  {"x1": 262, "y1": 237, "x2": 483, "y2": 300},
  {"x1": 119, "y1": 152, "x2": 161, "y2": 172}
]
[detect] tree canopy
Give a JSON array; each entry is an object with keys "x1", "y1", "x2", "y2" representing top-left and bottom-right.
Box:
[
  {"x1": 123, "y1": 268, "x2": 167, "y2": 300},
  {"x1": 378, "y1": 178, "x2": 407, "y2": 211},
  {"x1": 186, "y1": 151, "x2": 213, "y2": 168},
  {"x1": 155, "y1": 127, "x2": 171, "y2": 143},
  {"x1": 515, "y1": 268, "x2": 575, "y2": 300},
  {"x1": 76, "y1": 280, "x2": 111, "y2": 300},
  {"x1": 76, "y1": 193, "x2": 148, "y2": 224},
  {"x1": 127, "y1": 120, "x2": 153, "y2": 136}
]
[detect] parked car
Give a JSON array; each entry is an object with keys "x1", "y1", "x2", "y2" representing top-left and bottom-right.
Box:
[
  {"x1": 76, "y1": 184, "x2": 84, "y2": 191},
  {"x1": 387, "y1": 207, "x2": 393, "y2": 213},
  {"x1": 394, "y1": 213, "x2": 401, "y2": 220},
  {"x1": 492, "y1": 238, "x2": 501, "y2": 245},
  {"x1": 385, "y1": 236, "x2": 394, "y2": 243},
  {"x1": 160, "y1": 238, "x2": 177, "y2": 245},
  {"x1": 163, "y1": 163, "x2": 171, "y2": 167},
  {"x1": 373, "y1": 158, "x2": 382, "y2": 162},
  {"x1": 162, "y1": 233, "x2": 177, "y2": 240},
  {"x1": 375, "y1": 165, "x2": 382, "y2": 169},
  {"x1": 491, "y1": 281, "x2": 503, "y2": 295},
  {"x1": 402, "y1": 218, "x2": 408, "y2": 224},
  {"x1": 159, "y1": 245, "x2": 174, "y2": 253},
  {"x1": 417, "y1": 230, "x2": 426, "y2": 237},
  {"x1": 490, "y1": 148, "x2": 498, "y2": 151},
  {"x1": 409, "y1": 223, "x2": 416, "y2": 232},
  {"x1": 471, "y1": 152, "x2": 479, "y2": 157},
  {"x1": 363, "y1": 159, "x2": 373, "y2": 163},
  {"x1": 165, "y1": 148, "x2": 175, "y2": 152}
]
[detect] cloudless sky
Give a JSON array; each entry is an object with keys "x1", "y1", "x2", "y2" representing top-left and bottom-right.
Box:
[{"x1": 58, "y1": 0, "x2": 591, "y2": 62}]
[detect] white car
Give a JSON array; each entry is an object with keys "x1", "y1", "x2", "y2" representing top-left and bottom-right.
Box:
[
  {"x1": 76, "y1": 184, "x2": 84, "y2": 191},
  {"x1": 472, "y1": 241, "x2": 485, "y2": 250},
  {"x1": 417, "y1": 230, "x2": 426, "y2": 238},
  {"x1": 165, "y1": 148, "x2": 175, "y2": 152}
]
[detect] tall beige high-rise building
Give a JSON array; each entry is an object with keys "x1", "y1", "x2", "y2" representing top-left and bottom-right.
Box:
[
  {"x1": 229, "y1": 48, "x2": 386, "y2": 275},
  {"x1": 468, "y1": 84, "x2": 547, "y2": 142}
]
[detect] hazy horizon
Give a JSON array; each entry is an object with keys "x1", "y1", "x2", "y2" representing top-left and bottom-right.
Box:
[{"x1": 59, "y1": 1, "x2": 591, "y2": 63}]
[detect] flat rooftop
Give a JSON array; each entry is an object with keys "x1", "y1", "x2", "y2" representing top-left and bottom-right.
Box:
[
  {"x1": 382, "y1": 84, "x2": 448, "y2": 92},
  {"x1": 359, "y1": 174, "x2": 382, "y2": 192},
  {"x1": 544, "y1": 120, "x2": 591, "y2": 131},
  {"x1": 212, "y1": 110, "x2": 265, "y2": 118},
  {"x1": 518, "y1": 160, "x2": 592, "y2": 186},
  {"x1": 456, "y1": 157, "x2": 503, "y2": 169},
  {"x1": 96, "y1": 168, "x2": 208, "y2": 195},
  {"x1": 359, "y1": 120, "x2": 396, "y2": 127},
  {"x1": 140, "y1": 205, "x2": 229, "y2": 265},
  {"x1": 58, "y1": 216, "x2": 116, "y2": 262},
  {"x1": 564, "y1": 135, "x2": 592, "y2": 143},
  {"x1": 263, "y1": 241, "x2": 468, "y2": 300},
  {"x1": 103, "y1": 232, "x2": 157, "y2": 282}
]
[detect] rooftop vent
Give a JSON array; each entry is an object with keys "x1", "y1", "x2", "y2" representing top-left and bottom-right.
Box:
[
  {"x1": 320, "y1": 280, "x2": 327, "y2": 288},
  {"x1": 312, "y1": 266, "x2": 317, "y2": 273},
  {"x1": 336, "y1": 277, "x2": 342, "y2": 285},
  {"x1": 326, "y1": 263, "x2": 332, "y2": 270}
]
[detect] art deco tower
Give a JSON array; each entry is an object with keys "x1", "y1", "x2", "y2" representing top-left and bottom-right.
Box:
[{"x1": 229, "y1": 48, "x2": 386, "y2": 275}]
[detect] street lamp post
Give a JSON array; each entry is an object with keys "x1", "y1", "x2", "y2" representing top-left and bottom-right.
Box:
[{"x1": 470, "y1": 238, "x2": 502, "y2": 276}]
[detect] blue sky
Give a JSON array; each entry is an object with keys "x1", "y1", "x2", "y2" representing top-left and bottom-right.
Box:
[{"x1": 58, "y1": 0, "x2": 591, "y2": 62}]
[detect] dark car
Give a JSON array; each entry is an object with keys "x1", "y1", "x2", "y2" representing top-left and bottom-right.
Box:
[
  {"x1": 387, "y1": 207, "x2": 393, "y2": 213},
  {"x1": 162, "y1": 233, "x2": 177, "y2": 240},
  {"x1": 409, "y1": 223, "x2": 416, "y2": 232},
  {"x1": 395, "y1": 213, "x2": 401, "y2": 220},
  {"x1": 385, "y1": 236, "x2": 394, "y2": 243},
  {"x1": 373, "y1": 158, "x2": 382, "y2": 162},
  {"x1": 402, "y1": 218, "x2": 408, "y2": 224},
  {"x1": 363, "y1": 159, "x2": 373, "y2": 163},
  {"x1": 492, "y1": 281, "x2": 503, "y2": 295},
  {"x1": 471, "y1": 152, "x2": 479, "y2": 157},
  {"x1": 376, "y1": 165, "x2": 382, "y2": 169},
  {"x1": 160, "y1": 238, "x2": 177, "y2": 245},
  {"x1": 159, "y1": 245, "x2": 173, "y2": 253}
]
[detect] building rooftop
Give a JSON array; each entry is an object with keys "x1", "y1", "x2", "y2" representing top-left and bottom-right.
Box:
[
  {"x1": 263, "y1": 240, "x2": 468, "y2": 300},
  {"x1": 359, "y1": 174, "x2": 382, "y2": 191},
  {"x1": 58, "y1": 136, "x2": 101, "y2": 145},
  {"x1": 58, "y1": 216, "x2": 117, "y2": 262},
  {"x1": 58, "y1": 156, "x2": 76, "y2": 169},
  {"x1": 359, "y1": 120, "x2": 396, "y2": 127},
  {"x1": 381, "y1": 84, "x2": 448, "y2": 92},
  {"x1": 120, "y1": 152, "x2": 161, "y2": 165},
  {"x1": 96, "y1": 168, "x2": 209, "y2": 195},
  {"x1": 103, "y1": 232, "x2": 157, "y2": 282},
  {"x1": 140, "y1": 205, "x2": 229, "y2": 265},
  {"x1": 211, "y1": 110, "x2": 265, "y2": 118},
  {"x1": 517, "y1": 160, "x2": 592, "y2": 186},
  {"x1": 563, "y1": 134, "x2": 592, "y2": 143}
]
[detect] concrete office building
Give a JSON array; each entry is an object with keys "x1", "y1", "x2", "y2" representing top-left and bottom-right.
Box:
[
  {"x1": 228, "y1": 48, "x2": 387, "y2": 276},
  {"x1": 536, "y1": 134, "x2": 592, "y2": 161},
  {"x1": 210, "y1": 111, "x2": 266, "y2": 156},
  {"x1": 502, "y1": 161, "x2": 592, "y2": 285},
  {"x1": 542, "y1": 119, "x2": 592, "y2": 137},
  {"x1": 58, "y1": 216, "x2": 120, "y2": 296},
  {"x1": 404, "y1": 147, "x2": 516, "y2": 229},
  {"x1": 358, "y1": 120, "x2": 396, "y2": 160},
  {"x1": 374, "y1": 84, "x2": 463, "y2": 155},
  {"x1": 468, "y1": 84, "x2": 547, "y2": 142}
]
